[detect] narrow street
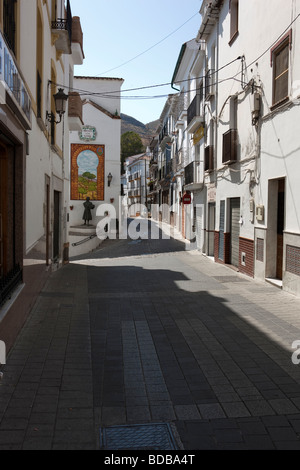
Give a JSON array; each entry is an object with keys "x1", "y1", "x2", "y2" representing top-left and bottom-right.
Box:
[{"x1": 1, "y1": 221, "x2": 300, "y2": 450}]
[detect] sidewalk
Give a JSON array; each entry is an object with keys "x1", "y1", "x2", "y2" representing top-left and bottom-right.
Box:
[{"x1": 1, "y1": 232, "x2": 300, "y2": 450}]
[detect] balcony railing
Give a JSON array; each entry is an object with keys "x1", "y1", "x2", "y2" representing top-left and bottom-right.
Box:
[
  {"x1": 52, "y1": 0, "x2": 72, "y2": 54},
  {"x1": 0, "y1": 30, "x2": 31, "y2": 129},
  {"x1": 185, "y1": 161, "x2": 201, "y2": 186},
  {"x1": 187, "y1": 94, "x2": 204, "y2": 133}
]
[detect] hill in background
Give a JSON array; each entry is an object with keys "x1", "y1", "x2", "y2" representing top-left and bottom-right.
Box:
[{"x1": 121, "y1": 113, "x2": 160, "y2": 148}]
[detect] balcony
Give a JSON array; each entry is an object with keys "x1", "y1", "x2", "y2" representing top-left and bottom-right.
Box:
[
  {"x1": 222, "y1": 129, "x2": 238, "y2": 164},
  {"x1": 71, "y1": 16, "x2": 84, "y2": 65},
  {"x1": 166, "y1": 160, "x2": 173, "y2": 177},
  {"x1": 52, "y1": 0, "x2": 72, "y2": 54},
  {"x1": 68, "y1": 92, "x2": 83, "y2": 131},
  {"x1": 184, "y1": 161, "x2": 203, "y2": 191},
  {"x1": 204, "y1": 146, "x2": 214, "y2": 172},
  {"x1": 0, "y1": 31, "x2": 31, "y2": 130},
  {"x1": 187, "y1": 94, "x2": 204, "y2": 133}
]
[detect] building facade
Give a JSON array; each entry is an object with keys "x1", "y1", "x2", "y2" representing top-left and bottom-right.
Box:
[
  {"x1": 123, "y1": 152, "x2": 150, "y2": 218},
  {"x1": 68, "y1": 76, "x2": 123, "y2": 256},
  {"x1": 0, "y1": 0, "x2": 84, "y2": 347},
  {"x1": 170, "y1": 0, "x2": 300, "y2": 296}
]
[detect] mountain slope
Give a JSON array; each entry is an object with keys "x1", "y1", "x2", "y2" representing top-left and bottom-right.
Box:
[{"x1": 121, "y1": 113, "x2": 159, "y2": 148}]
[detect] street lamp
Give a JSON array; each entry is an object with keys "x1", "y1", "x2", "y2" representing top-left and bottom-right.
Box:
[
  {"x1": 46, "y1": 88, "x2": 69, "y2": 124},
  {"x1": 107, "y1": 172, "x2": 113, "y2": 187}
]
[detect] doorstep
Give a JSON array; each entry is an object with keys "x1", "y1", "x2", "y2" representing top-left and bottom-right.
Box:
[{"x1": 265, "y1": 277, "x2": 283, "y2": 289}]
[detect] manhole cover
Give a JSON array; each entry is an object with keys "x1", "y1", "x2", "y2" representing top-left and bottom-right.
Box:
[{"x1": 100, "y1": 423, "x2": 179, "y2": 450}]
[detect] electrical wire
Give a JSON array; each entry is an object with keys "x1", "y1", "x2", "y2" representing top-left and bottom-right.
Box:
[
  {"x1": 50, "y1": 14, "x2": 300, "y2": 102},
  {"x1": 96, "y1": 12, "x2": 200, "y2": 76},
  {"x1": 50, "y1": 57, "x2": 243, "y2": 99}
]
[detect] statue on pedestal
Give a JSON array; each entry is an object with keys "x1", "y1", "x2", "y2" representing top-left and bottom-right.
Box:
[{"x1": 82, "y1": 197, "x2": 95, "y2": 226}]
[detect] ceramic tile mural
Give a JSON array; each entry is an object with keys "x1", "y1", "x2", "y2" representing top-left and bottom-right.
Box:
[{"x1": 71, "y1": 144, "x2": 105, "y2": 200}]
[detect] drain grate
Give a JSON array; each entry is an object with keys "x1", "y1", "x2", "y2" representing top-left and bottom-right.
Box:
[{"x1": 100, "y1": 423, "x2": 179, "y2": 450}]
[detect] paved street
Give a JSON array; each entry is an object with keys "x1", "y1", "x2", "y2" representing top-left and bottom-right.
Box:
[{"x1": 1, "y1": 220, "x2": 300, "y2": 450}]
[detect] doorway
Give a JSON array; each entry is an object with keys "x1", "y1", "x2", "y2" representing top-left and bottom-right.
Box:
[
  {"x1": 0, "y1": 143, "x2": 7, "y2": 278},
  {"x1": 266, "y1": 178, "x2": 285, "y2": 281},
  {"x1": 207, "y1": 203, "x2": 215, "y2": 257},
  {"x1": 276, "y1": 179, "x2": 285, "y2": 280},
  {"x1": 53, "y1": 190, "x2": 60, "y2": 261}
]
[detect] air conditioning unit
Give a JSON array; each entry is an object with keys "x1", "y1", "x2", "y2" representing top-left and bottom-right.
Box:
[
  {"x1": 205, "y1": 69, "x2": 215, "y2": 100},
  {"x1": 256, "y1": 204, "x2": 264, "y2": 222}
]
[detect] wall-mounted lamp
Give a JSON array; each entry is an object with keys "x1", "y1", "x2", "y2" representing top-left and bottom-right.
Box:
[
  {"x1": 46, "y1": 88, "x2": 69, "y2": 124},
  {"x1": 107, "y1": 172, "x2": 113, "y2": 187}
]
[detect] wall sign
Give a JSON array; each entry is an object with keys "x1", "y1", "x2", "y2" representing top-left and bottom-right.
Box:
[
  {"x1": 79, "y1": 125, "x2": 97, "y2": 142},
  {"x1": 182, "y1": 194, "x2": 192, "y2": 205},
  {"x1": 193, "y1": 126, "x2": 204, "y2": 146}
]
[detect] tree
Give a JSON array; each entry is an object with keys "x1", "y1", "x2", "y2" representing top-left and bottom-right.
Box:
[
  {"x1": 121, "y1": 132, "x2": 145, "y2": 172},
  {"x1": 82, "y1": 172, "x2": 96, "y2": 180}
]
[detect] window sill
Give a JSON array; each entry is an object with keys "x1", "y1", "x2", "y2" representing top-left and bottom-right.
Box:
[
  {"x1": 270, "y1": 96, "x2": 289, "y2": 112},
  {"x1": 229, "y1": 31, "x2": 239, "y2": 46}
]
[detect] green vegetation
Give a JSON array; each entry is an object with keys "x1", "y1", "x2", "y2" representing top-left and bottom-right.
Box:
[
  {"x1": 78, "y1": 174, "x2": 97, "y2": 199},
  {"x1": 121, "y1": 131, "x2": 145, "y2": 172}
]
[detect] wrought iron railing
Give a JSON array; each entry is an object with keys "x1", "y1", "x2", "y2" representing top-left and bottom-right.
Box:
[
  {"x1": 52, "y1": 0, "x2": 72, "y2": 43},
  {"x1": 184, "y1": 161, "x2": 201, "y2": 185}
]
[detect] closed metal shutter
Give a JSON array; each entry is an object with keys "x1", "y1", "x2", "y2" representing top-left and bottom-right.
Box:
[
  {"x1": 230, "y1": 198, "x2": 240, "y2": 267},
  {"x1": 218, "y1": 201, "x2": 225, "y2": 261}
]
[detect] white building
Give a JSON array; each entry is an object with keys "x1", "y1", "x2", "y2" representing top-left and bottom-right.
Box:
[
  {"x1": 171, "y1": 39, "x2": 207, "y2": 249},
  {"x1": 68, "y1": 76, "x2": 123, "y2": 256},
  {"x1": 192, "y1": 0, "x2": 300, "y2": 296},
  {"x1": 124, "y1": 153, "x2": 151, "y2": 218},
  {"x1": 0, "y1": 1, "x2": 84, "y2": 347}
]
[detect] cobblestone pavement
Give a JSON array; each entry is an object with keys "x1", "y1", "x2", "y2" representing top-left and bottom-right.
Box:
[{"x1": 1, "y1": 220, "x2": 300, "y2": 450}]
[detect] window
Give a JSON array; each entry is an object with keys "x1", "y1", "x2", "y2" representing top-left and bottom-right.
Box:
[
  {"x1": 271, "y1": 35, "x2": 290, "y2": 107},
  {"x1": 229, "y1": 0, "x2": 239, "y2": 44}
]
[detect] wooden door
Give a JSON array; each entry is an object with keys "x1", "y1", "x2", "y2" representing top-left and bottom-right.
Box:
[
  {"x1": 0, "y1": 144, "x2": 7, "y2": 278},
  {"x1": 53, "y1": 191, "x2": 60, "y2": 261}
]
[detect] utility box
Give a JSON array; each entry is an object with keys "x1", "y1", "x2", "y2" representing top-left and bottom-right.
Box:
[{"x1": 256, "y1": 205, "x2": 264, "y2": 222}]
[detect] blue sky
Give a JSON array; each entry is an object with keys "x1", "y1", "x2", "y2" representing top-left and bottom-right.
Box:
[
  {"x1": 70, "y1": 0, "x2": 203, "y2": 124},
  {"x1": 77, "y1": 150, "x2": 99, "y2": 176}
]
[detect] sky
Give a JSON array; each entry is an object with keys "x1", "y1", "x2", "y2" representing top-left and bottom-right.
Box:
[{"x1": 70, "y1": 0, "x2": 203, "y2": 124}]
